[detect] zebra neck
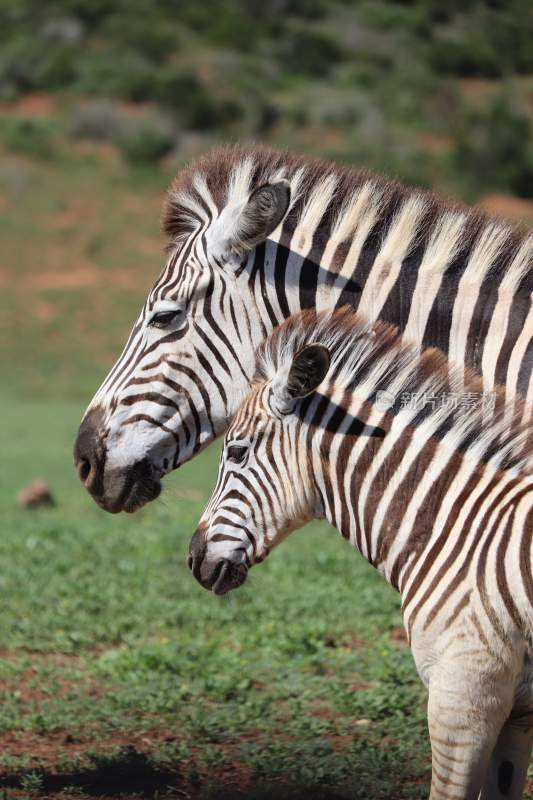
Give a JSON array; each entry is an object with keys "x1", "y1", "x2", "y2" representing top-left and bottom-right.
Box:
[
  {"x1": 315, "y1": 416, "x2": 532, "y2": 596},
  {"x1": 261, "y1": 195, "x2": 531, "y2": 403}
]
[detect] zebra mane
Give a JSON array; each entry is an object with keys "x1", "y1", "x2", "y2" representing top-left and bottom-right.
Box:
[
  {"x1": 256, "y1": 308, "x2": 532, "y2": 477},
  {"x1": 163, "y1": 144, "x2": 531, "y2": 296}
]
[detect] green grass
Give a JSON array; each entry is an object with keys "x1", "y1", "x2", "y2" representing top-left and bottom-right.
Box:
[
  {"x1": 0, "y1": 392, "x2": 433, "y2": 799},
  {"x1": 0, "y1": 143, "x2": 168, "y2": 401}
]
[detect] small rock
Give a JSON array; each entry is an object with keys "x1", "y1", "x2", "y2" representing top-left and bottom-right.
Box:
[{"x1": 17, "y1": 479, "x2": 55, "y2": 509}]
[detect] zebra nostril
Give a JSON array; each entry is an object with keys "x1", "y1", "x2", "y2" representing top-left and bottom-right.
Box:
[
  {"x1": 74, "y1": 407, "x2": 107, "y2": 494},
  {"x1": 189, "y1": 527, "x2": 207, "y2": 580},
  {"x1": 78, "y1": 457, "x2": 91, "y2": 485}
]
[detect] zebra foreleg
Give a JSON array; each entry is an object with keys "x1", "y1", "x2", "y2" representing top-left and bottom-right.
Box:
[
  {"x1": 479, "y1": 713, "x2": 533, "y2": 800},
  {"x1": 426, "y1": 671, "x2": 515, "y2": 800}
]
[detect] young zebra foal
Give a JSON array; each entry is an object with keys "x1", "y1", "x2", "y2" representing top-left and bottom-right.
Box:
[{"x1": 188, "y1": 308, "x2": 533, "y2": 800}]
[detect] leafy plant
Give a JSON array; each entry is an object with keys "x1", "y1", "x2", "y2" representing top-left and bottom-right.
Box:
[
  {"x1": 453, "y1": 96, "x2": 533, "y2": 198},
  {"x1": 114, "y1": 119, "x2": 176, "y2": 165},
  {"x1": 1, "y1": 117, "x2": 55, "y2": 158}
]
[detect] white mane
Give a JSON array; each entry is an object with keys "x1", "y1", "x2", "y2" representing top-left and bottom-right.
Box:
[
  {"x1": 164, "y1": 146, "x2": 532, "y2": 298},
  {"x1": 257, "y1": 308, "x2": 532, "y2": 477}
]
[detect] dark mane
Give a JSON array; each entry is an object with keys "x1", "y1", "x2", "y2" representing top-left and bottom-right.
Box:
[
  {"x1": 163, "y1": 144, "x2": 531, "y2": 295},
  {"x1": 257, "y1": 307, "x2": 532, "y2": 477}
]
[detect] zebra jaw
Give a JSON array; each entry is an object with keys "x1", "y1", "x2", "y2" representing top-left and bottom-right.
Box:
[{"x1": 90, "y1": 463, "x2": 162, "y2": 515}]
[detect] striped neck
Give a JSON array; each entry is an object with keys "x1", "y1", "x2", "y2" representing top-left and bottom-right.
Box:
[
  {"x1": 255, "y1": 309, "x2": 532, "y2": 595},
  {"x1": 166, "y1": 145, "x2": 532, "y2": 399},
  {"x1": 313, "y1": 403, "x2": 532, "y2": 594}
]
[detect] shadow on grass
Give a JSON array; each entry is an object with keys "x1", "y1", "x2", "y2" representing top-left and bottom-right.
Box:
[{"x1": 0, "y1": 745, "x2": 348, "y2": 800}]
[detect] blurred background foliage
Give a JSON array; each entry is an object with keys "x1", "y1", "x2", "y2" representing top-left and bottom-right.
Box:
[{"x1": 0, "y1": 0, "x2": 532, "y2": 197}]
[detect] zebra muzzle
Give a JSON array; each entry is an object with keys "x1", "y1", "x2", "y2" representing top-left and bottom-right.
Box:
[
  {"x1": 74, "y1": 407, "x2": 163, "y2": 512},
  {"x1": 188, "y1": 528, "x2": 248, "y2": 594}
]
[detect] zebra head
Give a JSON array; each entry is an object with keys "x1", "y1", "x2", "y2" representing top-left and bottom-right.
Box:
[
  {"x1": 74, "y1": 165, "x2": 291, "y2": 513},
  {"x1": 188, "y1": 343, "x2": 330, "y2": 594}
]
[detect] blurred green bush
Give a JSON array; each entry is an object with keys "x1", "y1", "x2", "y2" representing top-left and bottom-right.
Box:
[
  {"x1": 0, "y1": 116, "x2": 55, "y2": 158},
  {"x1": 0, "y1": 0, "x2": 531, "y2": 196},
  {"x1": 113, "y1": 117, "x2": 177, "y2": 164},
  {"x1": 454, "y1": 96, "x2": 533, "y2": 198}
]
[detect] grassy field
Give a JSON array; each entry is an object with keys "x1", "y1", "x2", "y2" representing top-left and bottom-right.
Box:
[
  {"x1": 0, "y1": 140, "x2": 436, "y2": 799},
  {"x1": 0, "y1": 393, "x2": 434, "y2": 800}
]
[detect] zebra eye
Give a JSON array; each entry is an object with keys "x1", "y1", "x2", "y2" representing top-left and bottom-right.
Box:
[
  {"x1": 227, "y1": 445, "x2": 247, "y2": 465},
  {"x1": 149, "y1": 309, "x2": 181, "y2": 329}
]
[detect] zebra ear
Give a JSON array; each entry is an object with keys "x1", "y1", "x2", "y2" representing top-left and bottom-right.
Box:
[
  {"x1": 207, "y1": 181, "x2": 290, "y2": 262},
  {"x1": 273, "y1": 344, "x2": 331, "y2": 414},
  {"x1": 287, "y1": 344, "x2": 331, "y2": 399},
  {"x1": 235, "y1": 181, "x2": 291, "y2": 251}
]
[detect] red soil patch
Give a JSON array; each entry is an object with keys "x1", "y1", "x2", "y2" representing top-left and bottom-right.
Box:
[
  {"x1": 122, "y1": 193, "x2": 163, "y2": 215},
  {"x1": 307, "y1": 701, "x2": 337, "y2": 721},
  {"x1": 301, "y1": 127, "x2": 349, "y2": 152},
  {"x1": 389, "y1": 626, "x2": 409, "y2": 647},
  {"x1": 0, "y1": 649, "x2": 131, "y2": 768},
  {"x1": 348, "y1": 681, "x2": 371, "y2": 692},
  {"x1": 0, "y1": 647, "x2": 112, "y2": 663},
  {"x1": 0, "y1": 672, "x2": 95, "y2": 707},
  {"x1": 458, "y1": 78, "x2": 500, "y2": 102},
  {"x1": 340, "y1": 633, "x2": 365, "y2": 650},
  {"x1": 478, "y1": 194, "x2": 533, "y2": 224},
  {"x1": 0, "y1": 649, "x2": 84, "y2": 663},
  {"x1": 74, "y1": 98, "x2": 154, "y2": 118},
  {"x1": 0, "y1": 723, "x2": 259, "y2": 798},
  {"x1": 0, "y1": 727, "x2": 178, "y2": 767},
  {"x1": 327, "y1": 733, "x2": 355, "y2": 753},
  {"x1": 0, "y1": 93, "x2": 56, "y2": 117},
  {"x1": 137, "y1": 237, "x2": 165, "y2": 257},
  {"x1": 418, "y1": 132, "x2": 454, "y2": 155},
  {"x1": 0, "y1": 651, "x2": 104, "y2": 708},
  {"x1": 71, "y1": 141, "x2": 122, "y2": 165},
  {"x1": 32, "y1": 301, "x2": 57, "y2": 322},
  {"x1": 115, "y1": 100, "x2": 153, "y2": 116},
  {"x1": 16, "y1": 266, "x2": 136, "y2": 291},
  {"x1": 49, "y1": 198, "x2": 91, "y2": 230}
]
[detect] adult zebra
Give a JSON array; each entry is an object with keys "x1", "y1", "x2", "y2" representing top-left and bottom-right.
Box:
[
  {"x1": 189, "y1": 307, "x2": 533, "y2": 800},
  {"x1": 74, "y1": 146, "x2": 532, "y2": 513}
]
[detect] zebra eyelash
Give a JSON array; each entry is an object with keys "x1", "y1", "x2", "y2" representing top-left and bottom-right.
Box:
[
  {"x1": 148, "y1": 309, "x2": 185, "y2": 329},
  {"x1": 226, "y1": 444, "x2": 248, "y2": 465}
]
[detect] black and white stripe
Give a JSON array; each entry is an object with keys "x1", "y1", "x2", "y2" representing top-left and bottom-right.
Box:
[
  {"x1": 192, "y1": 307, "x2": 533, "y2": 800},
  {"x1": 78, "y1": 146, "x2": 532, "y2": 509}
]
